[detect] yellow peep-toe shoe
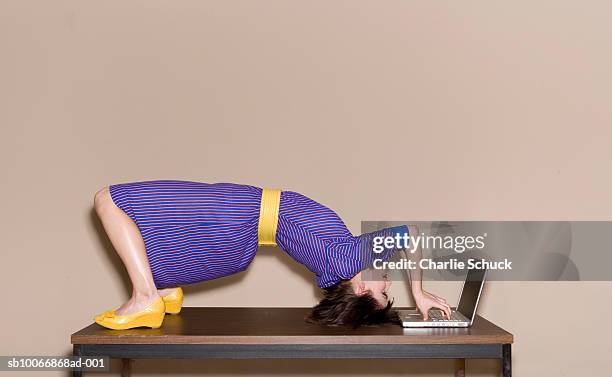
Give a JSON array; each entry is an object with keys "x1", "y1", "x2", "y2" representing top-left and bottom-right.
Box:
[
  {"x1": 94, "y1": 297, "x2": 165, "y2": 330},
  {"x1": 94, "y1": 288, "x2": 183, "y2": 321},
  {"x1": 161, "y1": 287, "x2": 183, "y2": 315}
]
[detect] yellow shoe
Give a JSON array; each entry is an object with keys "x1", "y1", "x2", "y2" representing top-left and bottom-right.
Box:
[
  {"x1": 95, "y1": 310, "x2": 113, "y2": 322},
  {"x1": 94, "y1": 288, "x2": 182, "y2": 320},
  {"x1": 94, "y1": 297, "x2": 165, "y2": 330},
  {"x1": 161, "y1": 287, "x2": 183, "y2": 315}
]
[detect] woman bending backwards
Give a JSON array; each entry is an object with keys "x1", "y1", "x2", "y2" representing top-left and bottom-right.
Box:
[{"x1": 93, "y1": 180, "x2": 451, "y2": 329}]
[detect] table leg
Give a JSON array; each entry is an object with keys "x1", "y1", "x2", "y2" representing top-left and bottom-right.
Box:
[
  {"x1": 72, "y1": 345, "x2": 82, "y2": 377},
  {"x1": 502, "y1": 344, "x2": 511, "y2": 377},
  {"x1": 121, "y1": 358, "x2": 133, "y2": 377},
  {"x1": 455, "y1": 358, "x2": 466, "y2": 377}
]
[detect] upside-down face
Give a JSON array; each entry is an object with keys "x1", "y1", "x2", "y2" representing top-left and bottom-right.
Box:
[{"x1": 351, "y1": 268, "x2": 392, "y2": 307}]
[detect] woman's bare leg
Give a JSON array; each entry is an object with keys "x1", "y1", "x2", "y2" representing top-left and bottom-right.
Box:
[{"x1": 94, "y1": 186, "x2": 177, "y2": 315}]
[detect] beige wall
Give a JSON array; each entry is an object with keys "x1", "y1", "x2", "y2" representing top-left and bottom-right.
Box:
[{"x1": 2, "y1": 1, "x2": 611, "y2": 376}]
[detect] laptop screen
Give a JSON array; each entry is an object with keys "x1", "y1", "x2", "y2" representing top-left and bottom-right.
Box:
[{"x1": 457, "y1": 268, "x2": 486, "y2": 320}]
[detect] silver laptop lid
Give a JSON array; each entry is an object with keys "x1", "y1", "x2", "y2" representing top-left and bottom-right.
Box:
[{"x1": 456, "y1": 267, "x2": 487, "y2": 323}]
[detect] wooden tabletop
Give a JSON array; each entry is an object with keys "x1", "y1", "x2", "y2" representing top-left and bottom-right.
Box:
[{"x1": 72, "y1": 307, "x2": 513, "y2": 345}]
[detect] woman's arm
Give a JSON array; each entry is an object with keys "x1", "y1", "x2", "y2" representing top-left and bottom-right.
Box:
[{"x1": 402, "y1": 224, "x2": 452, "y2": 320}]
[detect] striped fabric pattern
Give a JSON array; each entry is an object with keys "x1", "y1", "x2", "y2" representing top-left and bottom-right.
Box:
[
  {"x1": 276, "y1": 191, "x2": 409, "y2": 287},
  {"x1": 108, "y1": 181, "x2": 263, "y2": 288},
  {"x1": 108, "y1": 180, "x2": 408, "y2": 289}
]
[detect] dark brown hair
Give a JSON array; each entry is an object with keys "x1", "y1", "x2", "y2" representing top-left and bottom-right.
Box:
[{"x1": 306, "y1": 280, "x2": 400, "y2": 329}]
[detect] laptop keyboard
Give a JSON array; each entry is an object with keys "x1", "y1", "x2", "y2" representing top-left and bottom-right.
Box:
[{"x1": 429, "y1": 310, "x2": 463, "y2": 321}]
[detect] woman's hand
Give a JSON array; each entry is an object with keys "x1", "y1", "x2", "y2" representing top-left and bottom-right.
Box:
[{"x1": 413, "y1": 290, "x2": 452, "y2": 320}]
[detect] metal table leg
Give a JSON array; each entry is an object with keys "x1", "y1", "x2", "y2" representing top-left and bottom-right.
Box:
[
  {"x1": 502, "y1": 344, "x2": 511, "y2": 377},
  {"x1": 72, "y1": 345, "x2": 82, "y2": 377},
  {"x1": 455, "y1": 358, "x2": 466, "y2": 377},
  {"x1": 121, "y1": 358, "x2": 133, "y2": 377}
]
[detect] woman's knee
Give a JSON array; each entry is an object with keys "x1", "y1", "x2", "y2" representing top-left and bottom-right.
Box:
[{"x1": 94, "y1": 186, "x2": 113, "y2": 214}]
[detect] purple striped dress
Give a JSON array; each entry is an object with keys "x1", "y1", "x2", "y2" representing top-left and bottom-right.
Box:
[{"x1": 108, "y1": 180, "x2": 408, "y2": 289}]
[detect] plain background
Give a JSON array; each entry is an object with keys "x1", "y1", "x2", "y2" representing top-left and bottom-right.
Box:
[{"x1": 1, "y1": 1, "x2": 611, "y2": 376}]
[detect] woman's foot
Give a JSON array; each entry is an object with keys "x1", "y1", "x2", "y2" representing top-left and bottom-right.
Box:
[
  {"x1": 113, "y1": 292, "x2": 161, "y2": 316},
  {"x1": 97, "y1": 288, "x2": 181, "y2": 319},
  {"x1": 157, "y1": 287, "x2": 183, "y2": 315},
  {"x1": 157, "y1": 287, "x2": 179, "y2": 297},
  {"x1": 95, "y1": 296, "x2": 165, "y2": 330}
]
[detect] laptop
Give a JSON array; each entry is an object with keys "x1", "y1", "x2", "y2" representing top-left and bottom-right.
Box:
[{"x1": 399, "y1": 267, "x2": 487, "y2": 328}]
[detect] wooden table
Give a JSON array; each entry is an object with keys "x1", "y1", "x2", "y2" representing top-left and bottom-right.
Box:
[{"x1": 71, "y1": 307, "x2": 513, "y2": 377}]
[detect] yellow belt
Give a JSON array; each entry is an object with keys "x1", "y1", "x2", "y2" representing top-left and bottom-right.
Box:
[{"x1": 257, "y1": 188, "x2": 281, "y2": 246}]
